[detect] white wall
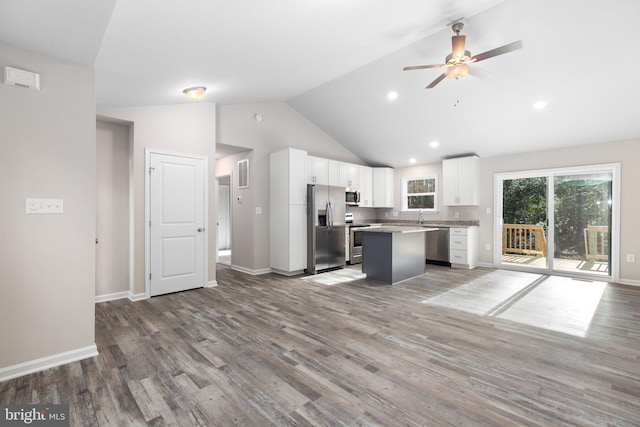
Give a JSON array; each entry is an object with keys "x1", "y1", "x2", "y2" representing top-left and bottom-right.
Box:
[
  {"x1": 96, "y1": 120, "x2": 130, "y2": 297},
  {"x1": 97, "y1": 103, "x2": 217, "y2": 294},
  {"x1": 217, "y1": 102, "x2": 363, "y2": 273},
  {"x1": 0, "y1": 42, "x2": 96, "y2": 371}
]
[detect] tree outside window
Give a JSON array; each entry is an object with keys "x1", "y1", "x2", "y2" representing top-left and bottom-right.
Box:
[{"x1": 402, "y1": 176, "x2": 437, "y2": 211}]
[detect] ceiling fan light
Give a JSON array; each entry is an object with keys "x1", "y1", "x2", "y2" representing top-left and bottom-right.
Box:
[{"x1": 445, "y1": 63, "x2": 470, "y2": 80}]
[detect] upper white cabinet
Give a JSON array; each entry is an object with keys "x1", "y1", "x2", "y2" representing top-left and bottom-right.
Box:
[
  {"x1": 339, "y1": 162, "x2": 359, "y2": 190},
  {"x1": 442, "y1": 155, "x2": 479, "y2": 206},
  {"x1": 359, "y1": 165, "x2": 373, "y2": 207},
  {"x1": 307, "y1": 156, "x2": 342, "y2": 186},
  {"x1": 372, "y1": 167, "x2": 394, "y2": 208},
  {"x1": 328, "y1": 160, "x2": 340, "y2": 186},
  {"x1": 307, "y1": 155, "x2": 328, "y2": 185}
]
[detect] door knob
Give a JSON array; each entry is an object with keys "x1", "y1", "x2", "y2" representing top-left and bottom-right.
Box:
[{"x1": 197, "y1": 227, "x2": 205, "y2": 232}]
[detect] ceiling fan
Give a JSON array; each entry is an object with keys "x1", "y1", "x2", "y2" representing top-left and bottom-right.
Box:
[{"x1": 403, "y1": 21, "x2": 523, "y2": 89}]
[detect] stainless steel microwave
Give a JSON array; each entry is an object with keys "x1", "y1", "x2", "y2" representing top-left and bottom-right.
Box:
[{"x1": 346, "y1": 191, "x2": 360, "y2": 205}]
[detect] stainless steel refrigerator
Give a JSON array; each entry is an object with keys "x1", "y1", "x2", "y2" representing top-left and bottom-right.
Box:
[{"x1": 305, "y1": 184, "x2": 346, "y2": 274}]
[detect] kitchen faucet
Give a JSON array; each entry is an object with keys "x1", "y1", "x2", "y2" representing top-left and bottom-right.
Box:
[{"x1": 418, "y1": 209, "x2": 424, "y2": 224}]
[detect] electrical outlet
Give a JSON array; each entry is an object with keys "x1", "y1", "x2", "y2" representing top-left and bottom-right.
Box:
[
  {"x1": 454, "y1": 211, "x2": 460, "y2": 218},
  {"x1": 486, "y1": 207, "x2": 492, "y2": 214},
  {"x1": 627, "y1": 254, "x2": 635, "y2": 263},
  {"x1": 485, "y1": 243, "x2": 491, "y2": 251},
  {"x1": 384, "y1": 212, "x2": 389, "y2": 218}
]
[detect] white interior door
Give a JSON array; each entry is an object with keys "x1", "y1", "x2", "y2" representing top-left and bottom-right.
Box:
[{"x1": 149, "y1": 152, "x2": 205, "y2": 296}]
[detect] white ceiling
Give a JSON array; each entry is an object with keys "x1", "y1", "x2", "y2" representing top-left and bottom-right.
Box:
[{"x1": 1, "y1": 0, "x2": 639, "y2": 167}]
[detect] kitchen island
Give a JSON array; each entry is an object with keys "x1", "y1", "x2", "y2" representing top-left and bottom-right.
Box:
[{"x1": 362, "y1": 226, "x2": 438, "y2": 285}]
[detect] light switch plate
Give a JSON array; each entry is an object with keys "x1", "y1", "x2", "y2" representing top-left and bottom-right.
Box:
[{"x1": 26, "y1": 198, "x2": 63, "y2": 214}]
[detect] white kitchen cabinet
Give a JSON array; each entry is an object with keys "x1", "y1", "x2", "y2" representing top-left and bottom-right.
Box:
[
  {"x1": 270, "y1": 148, "x2": 307, "y2": 274},
  {"x1": 442, "y1": 155, "x2": 479, "y2": 206},
  {"x1": 339, "y1": 162, "x2": 359, "y2": 190},
  {"x1": 328, "y1": 160, "x2": 340, "y2": 186},
  {"x1": 449, "y1": 226, "x2": 478, "y2": 269},
  {"x1": 372, "y1": 167, "x2": 394, "y2": 208},
  {"x1": 358, "y1": 165, "x2": 373, "y2": 207},
  {"x1": 307, "y1": 155, "x2": 328, "y2": 185}
]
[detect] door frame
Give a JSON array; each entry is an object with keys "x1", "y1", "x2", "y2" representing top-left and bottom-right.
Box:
[
  {"x1": 494, "y1": 163, "x2": 620, "y2": 282},
  {"x1": 145, "y1": 148, "x2": 209, "y2": 299},
  {"x1": 215, "y1": 173, "x2": 232, "y2": 264}
]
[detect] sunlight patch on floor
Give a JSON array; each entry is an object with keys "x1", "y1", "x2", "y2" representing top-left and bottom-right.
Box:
[
  {"x1": 497, "y1": 276, "x2": 607, "y2": 337},
  {"x1": 423, "y1": 272, "x2": 607, "y2": 338},
  {"x1": 301, "y1": 268, "x2": 366, "y2": 286},
  {"x1": 422, "y1": 270, "x2": 542, "y2": 315}
]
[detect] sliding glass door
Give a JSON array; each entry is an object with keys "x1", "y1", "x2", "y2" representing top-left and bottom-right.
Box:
[
  {"x1": 501, "y1": 176, "x2": 549, "y2": 270},
  {"x1": 553, "y1": 172, "x2": 612, "y2": 276},
  {"x1": 497, "y1": 165, "x2": 618, "y2": 280}
]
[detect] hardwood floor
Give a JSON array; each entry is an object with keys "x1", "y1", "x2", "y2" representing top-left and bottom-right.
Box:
[{"x1": 2, "y1": 264, "x2": 640, "y2": 426}]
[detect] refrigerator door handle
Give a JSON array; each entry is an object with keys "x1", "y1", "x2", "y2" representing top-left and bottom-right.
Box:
[{"x1": 328, "y1": 202, "x2": 333, "y2": 230}]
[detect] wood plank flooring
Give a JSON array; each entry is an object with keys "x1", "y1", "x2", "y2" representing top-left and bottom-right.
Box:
[{"x1": 2, "y1": 264, "x2": 640, "y2": 426}]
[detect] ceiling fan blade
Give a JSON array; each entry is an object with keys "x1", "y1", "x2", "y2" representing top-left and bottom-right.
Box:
[
  {"x1": 467, "y1": 66, "x2": 492, "y2": 79},
  {"x1": 403, "y1": 63, "x2": 445, "y2": 71},
  {"x1": 426, "y1": 73, "x2": 446, "y2": 89},
  {"x1": 452, "y1": 35, "x2": 466, "y2": 59},
  {"x1": 471, "y1": 40, "x2": 523, "y2": 63}
]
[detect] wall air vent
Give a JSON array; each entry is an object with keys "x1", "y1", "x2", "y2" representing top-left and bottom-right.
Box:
[{"x1": 3, "y1": 66, "x2": 40, "y2": 91}]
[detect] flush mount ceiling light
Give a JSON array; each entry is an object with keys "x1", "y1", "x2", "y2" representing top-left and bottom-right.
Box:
[
  {"x1": 387, "y1": 91, "x2": 399, "y2": 100},
  {"x1": 183, "y1": 86, "x2": 206, "y2": 100},
  {"x1": 409, "y1": 158, "x2": 417, "y2": 164},
  {"x1": 430, "y1": 141, "x2": 440, "y2": 148}
]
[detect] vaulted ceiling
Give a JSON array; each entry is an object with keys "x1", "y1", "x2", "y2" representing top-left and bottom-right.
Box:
[{"x1": 2, "y1": 0, "x2": 639, "y2": 167}]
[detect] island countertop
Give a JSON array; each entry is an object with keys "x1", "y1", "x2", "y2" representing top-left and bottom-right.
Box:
[{"x1": 362, "y1": 226, "x2": 439, "y2": 234}]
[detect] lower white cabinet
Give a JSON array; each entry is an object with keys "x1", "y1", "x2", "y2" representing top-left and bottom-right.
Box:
[{"x1": 449, "y1": 226, "x2": 477, "y2": 269}]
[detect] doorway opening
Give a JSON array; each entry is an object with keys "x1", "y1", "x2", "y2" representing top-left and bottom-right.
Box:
[
  {"x1": 495, "y1": 163, "x2": 620, "y2": 282},
  {"x1": 216, "y1": 174, "x2": 232, "y2": 265}
]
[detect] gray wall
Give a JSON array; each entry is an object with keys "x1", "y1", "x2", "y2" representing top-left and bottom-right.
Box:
[
  {"x1": 0, "y1": 42, "x2": 96, "y2": 369},
  {"x1": 96, "y1": 120, "x2": 130, "y2": 297},
  {"x1": 97, "y1": 103, "x2": 217, "y2": 294}
]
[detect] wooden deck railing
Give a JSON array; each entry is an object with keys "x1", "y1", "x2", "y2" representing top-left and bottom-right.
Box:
[
  {"x1": 502, "y1": 224, "x2": 547, "y2": 256},
  {"x1": 584, "y1": 226, "x2": 609, "y2": 261}
]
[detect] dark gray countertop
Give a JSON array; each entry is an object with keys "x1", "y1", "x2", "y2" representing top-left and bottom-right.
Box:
[{"x1": 362, "y1": 226, "x2": 439, "y2": 234}]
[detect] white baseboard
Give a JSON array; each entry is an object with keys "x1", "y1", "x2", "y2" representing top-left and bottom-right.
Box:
[
  {"x1": 231, "y1": 265, "x2": 272, "y2": 275},
  {"x1": 271, "y1": 268, "x2": 304, "y2": 276},
  {"x1": 0, "y1": 344, "x2": 98, "y2": 383},
  {"x1": 618, "y1": 278, "x2": 640, "y2": 287},
  {"x1": 95, "y1": 291, "x2": 129, "y2": 303},
  {"x1": 477, "y1": 262, "x2": 497, "y2": 268},
  {"x1": 128, "y1": 291, "x2": 147, "y2": 301},
  {"x1": 206, "y1": 280, "x2": 218, "y2": 288}
]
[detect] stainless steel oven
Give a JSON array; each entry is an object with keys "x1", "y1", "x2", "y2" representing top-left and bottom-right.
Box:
[{"x1": 348, "y1": 224, "x2": 372, "y2": 264}]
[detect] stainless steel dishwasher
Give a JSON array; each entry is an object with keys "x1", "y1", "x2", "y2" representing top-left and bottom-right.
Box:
[{"x1": 425, "y1": 227, "x2": 450, "y2": 265}]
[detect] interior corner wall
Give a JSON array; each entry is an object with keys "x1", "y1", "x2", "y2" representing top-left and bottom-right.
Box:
[
  {"x1": 216, "y1": 102, "x2": 364, "y2": 273},
  {"x1": 216, "y1": 151, "x2": 255, "y2": 271},
  {"x1": 97, "y1": 103, "x2": 217, "y2": 295},
  {"x1": 0, "y1": 41, "x2": 96, "y2": 370},
  {"x1": 96, "y1": 120, "x2": 130, "y2": 297}
]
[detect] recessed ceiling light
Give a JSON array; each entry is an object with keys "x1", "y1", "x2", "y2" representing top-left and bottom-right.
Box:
[
  {"x1": 533, "y1": 101, "x2": 547, "y2": 109},
  {"x1": 387, "y1": 91, "x2": 398, "y2": 100},
  {"x1": 409, "y1": 158, "x2": 417, "y2": 164},
  {"x1": 429, "y1": 141, "x2": 439, "y2": 148}
]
